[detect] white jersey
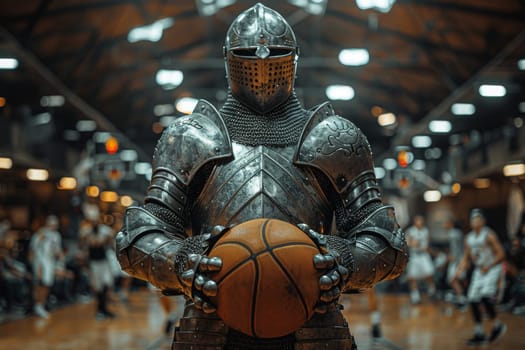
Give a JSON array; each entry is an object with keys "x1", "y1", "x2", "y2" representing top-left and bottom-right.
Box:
[
  {"x1": 30, "y1": 227, "x2": 62, "y2": 266},
  {"x1": 407, "y1": 226, "x2": 430, "y2": 253},
  {"x1": 466, "y1": 226, "x2": 494, "y2": 269}
]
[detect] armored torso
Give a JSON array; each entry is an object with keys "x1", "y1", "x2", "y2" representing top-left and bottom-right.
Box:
[{"x1": 191, "y1": 143, "x2": 332, "y2": 235}]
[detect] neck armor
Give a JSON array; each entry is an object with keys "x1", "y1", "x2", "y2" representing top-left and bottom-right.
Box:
[
  {"x1": 220, "y1": 92, "x2": 307, "y2": 147},
  {"x1": 224, "y1": 3, "x2": 298, "y2": 114}
]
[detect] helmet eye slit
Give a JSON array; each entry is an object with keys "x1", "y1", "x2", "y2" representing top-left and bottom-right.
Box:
[{"x1": 232, "y1": 48, "x2": 293, "y2": 58}]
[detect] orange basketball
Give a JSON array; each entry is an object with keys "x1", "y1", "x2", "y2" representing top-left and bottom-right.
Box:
[{"x1": 208, "y1": 218, "x2": 321, "y2": 338}]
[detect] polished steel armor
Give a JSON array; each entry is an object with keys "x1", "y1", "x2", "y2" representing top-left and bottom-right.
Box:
[
  {"x1": 192, "y1": 143, "x2": 332, "y2": 236},
  {"x1": 116, "y1": 3, "x2": 407, "y2": 349},
  {"x1": 224, "y1": 3, "x2": 298, "y2": 113}
]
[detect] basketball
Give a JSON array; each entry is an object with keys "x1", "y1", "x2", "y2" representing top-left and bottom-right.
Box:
[{"x1": 208, "y1": 218, "x2": 321, "y2": 338}]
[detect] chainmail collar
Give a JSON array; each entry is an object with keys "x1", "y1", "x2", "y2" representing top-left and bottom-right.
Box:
[{"x1": 219, "y1": 91, "x2": 309, "y2": 147}]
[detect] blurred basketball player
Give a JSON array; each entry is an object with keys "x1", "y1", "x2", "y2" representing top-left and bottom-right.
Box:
[
  {"x1": 29, "y1": 215, "x2": 64, "y2": 318},
  {"x1": 406, "y1": 215, "x2": 436, "y2": 304},
  {"x1": 455, "y1": 209, "x2": 506, "y2": 346}
]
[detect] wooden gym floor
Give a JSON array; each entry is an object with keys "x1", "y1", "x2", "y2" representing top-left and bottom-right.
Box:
[{"x1": 0, "y1": 289, "x2": 523, "y2": 350}]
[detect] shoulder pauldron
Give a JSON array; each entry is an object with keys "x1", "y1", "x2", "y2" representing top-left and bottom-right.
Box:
[
  {"x1": 153, "y1": 99, "x2": 233, "y2": 186},
  {"x1": 294, "y1": 102, "x2": 374, "y2": 194}
]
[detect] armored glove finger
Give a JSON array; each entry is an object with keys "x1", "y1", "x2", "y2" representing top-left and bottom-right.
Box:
[
  {"x1": 180, "y1": 253, "x2": 222, "y2": 313},
  {"x1": 298, "y1": 223, "x2": 351, "y2": 314},
  {"x1": 177, "y1": 225, "x2": 231, "y2": 313}
]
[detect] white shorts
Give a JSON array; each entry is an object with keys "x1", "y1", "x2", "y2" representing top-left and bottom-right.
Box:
[
  {"x1": 467, "y1": 264, "x2": 502, "y2": 302},
  {"x1": 89, "y1": 260, "x2": 114, "y2": 292},
  {"x1": 407, "y1": 251, "x2": 434, "y2": 280},
  {"x1": 33, "y1": 261, "x2": 55, "y2": 287}
]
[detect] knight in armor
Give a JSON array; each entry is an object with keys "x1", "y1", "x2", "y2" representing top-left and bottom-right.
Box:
[{"x1": 116, "y1": 3, "x2": 408, "y2": 349}]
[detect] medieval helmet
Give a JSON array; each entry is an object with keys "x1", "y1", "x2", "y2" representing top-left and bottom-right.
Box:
[{"x1": 224, "y1": 3, "x2": 299, "y2": 113}]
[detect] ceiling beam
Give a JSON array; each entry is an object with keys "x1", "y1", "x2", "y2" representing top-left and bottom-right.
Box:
[
  {"x1": 0, "y1": 26, "x2": 150, "y2": 162},
  {"x1": 386, "y1": 28, "x2": 525, "y2": 151}
]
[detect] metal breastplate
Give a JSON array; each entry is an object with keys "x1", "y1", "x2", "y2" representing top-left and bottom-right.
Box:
[{"x1": 191, "y1": 143, "x2": 332, "y2": 234}]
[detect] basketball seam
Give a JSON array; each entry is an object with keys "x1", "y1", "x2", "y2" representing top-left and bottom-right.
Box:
[
  {"x1": 251, "y1": 220, "x2": 266, "y2": 338},
  {"x1": 214, "y1": 241, "x2": 255, "y2": 285},
  {"x1": 261, "y1": 219, "x2": 310, "y2": 322},
  {"x1": 213, "y1": 241, "x2": 315, "y2": 285}
]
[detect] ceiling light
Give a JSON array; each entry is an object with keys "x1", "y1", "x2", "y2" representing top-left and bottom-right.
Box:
[
  {"x1": 58, "y1": 177, "x2": 77, "y2": 190},
  {"x1": 127, "y1": 18, "x2": 174, "y2": 43},
  {"x1": 86, "y1": 185, "x2": 100, "y2": 197},
  {"x1": 0, "y1": 97, "x2": 6, "y2": 107},
  {"x1": 175, "y1": 97, "x2": 199, "y2": 114},
  {"x1": 451, "y1": 182, "x2": 461, "y2": 195},
  {"x1": 197, "y1": 0, "x2": 236, "y2": 16},
  {"x1": 518, "y1": 59, "x2": 525, "y2": 71},
  {"x1": 120, "y1": 195, "x2": 134, "y2": 207},
  {"x1": 377, "y1": 112, "x2": 396, "y2": 127},
  {"x1": 412, "y1": 159, "x2": 426, "y2": 171},
  {"x1": 428, "y1": 120, "x2": 452, "y2": 133},
  {"x1": 423, "y1": 190, "x2": 441, "y2": 203},
  {"x1": 374, "y1": 166, "x2": 386, "y2": 179},
  {"x1": 289, "y1": 0, "x2": 327, "y2": 15},
  {"x1": 412, "y1": 135, "x2": 432, "y2": 148},
  {"x1": 120, "y1": 150, "x2": 138, "y2": 162},
  {"x1": 145, "y1": 168, "x2": 152, "y2": 181},
  {"x1": 325, "y1": 85, "x2": 355, "y2": 100},
  {"x1": 27, "y1": 169, "x2": 48, "y2": 181},
  {"x1": 33, "y1": 112, "x2": 52, "y2": 126},
  {"x1": 451, "y1": 103, "x2": 476, "y2": 116},
  {"x1": 0, "y1": 58, "x2": 19, "y2": 69},
  {"x1": 356, "y1": 0, "x2": 396, "y2": 13},
  {"x1": 76, "y1": 120, "x2": 97, "y2": 132},
  {"x1": 503, "y1": 163, "x2": 525, "y2": 177},
  {"x1": 0, "y1": 157, "x2": 13, "y2": 169},
  {"x1": 134, "y1": 162, "x2": 151, "y2": 175},
  {"x1": 40, "y1": 95, "x2": 65, "y2": 107},
  {"x1": 153, "y1": 104, "x2": 175, "y2": 116},
  {"x1": 338, "y1": 48, "x2": 370, "y2": 66},
  {"x1": 383, "y1": 158, "x2": 397, "y2": 170},
  {"x1": 473, "y1": 178, "x2": 490, "y2": 189},
  {"x1": 93, "y1": 131, "x2": 111, "y2": 143},
  {"x1": 479, "y1": 84, "x2": 506, "y2": 97},
  {"x1": 100, "y1": 191, "x2": 119, "y2": 203},
  {"x1": 156, "y1": 69, "x2": 183, "y2": 89}
]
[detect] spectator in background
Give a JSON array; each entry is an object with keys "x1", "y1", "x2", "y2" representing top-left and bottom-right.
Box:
[
  {"x1": 80, "y1": 213, "x2": 116, "y2": 319},
  {"x1": 28, "y1": 215, "x2": 64, "y2": 318},
  {"x1": 1, "y1": 239, "x2": 32, "y2": 315},
  {"x1": 406, "y1": 215, "x2": 436, "y2": 304},
  {"x1": 455, "y1": 209, "x2": 506, "y2": 346}
]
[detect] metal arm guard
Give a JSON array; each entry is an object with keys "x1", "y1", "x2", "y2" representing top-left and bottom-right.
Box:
[
  {"x1": 294, "y1": 102, "x2": 407, "y2": 290},
  {"x1": 344, "y1": 205, "x2": 408, "y2": 289},
  {"x1": 116, "y1": 99, "x2": 232, "y2": 293},
  {"x1": 116, "y1": 206, "x2": 185, "y2": 291},
  {"x1": 334, "y1": 172, "x2": 408, "y2": 290}
]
